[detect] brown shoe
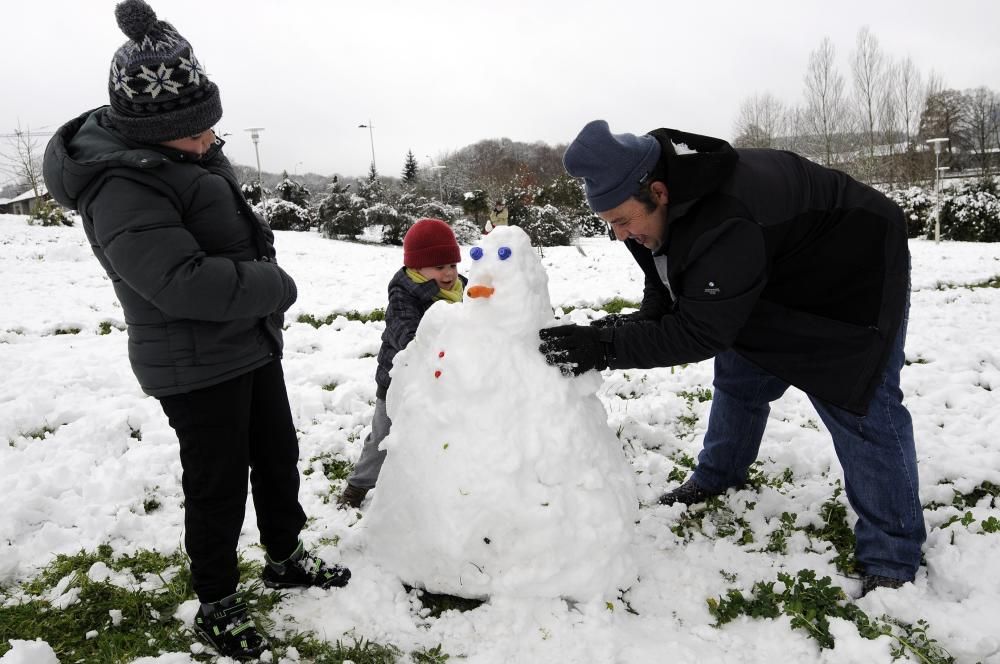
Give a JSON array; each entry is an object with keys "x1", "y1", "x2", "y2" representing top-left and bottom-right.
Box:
[{"x1": 337, "y1": 483, "x2": 368, "y2": 509}]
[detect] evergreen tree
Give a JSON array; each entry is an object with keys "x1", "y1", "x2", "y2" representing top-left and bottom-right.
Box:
[
  {"x1": 317, "y1": 176, "x2": 365, "y2": 239},
  {"x1": 274, "y1": 171, "x2": 310, "y2": 207},
  {"x1": 402, "y1": 150, "x2": 419, "y2": 184},
  {"x1": 359, "y1": 166, "x2": 386, "y2": 204}
]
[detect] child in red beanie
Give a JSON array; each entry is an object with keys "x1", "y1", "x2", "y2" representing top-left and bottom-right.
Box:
[{"x1": 339, "y1": 219, "x2": 467, "y2": 508}]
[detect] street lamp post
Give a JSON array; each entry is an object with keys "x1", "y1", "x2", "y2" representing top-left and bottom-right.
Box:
[
  {"x1": 926, "y1": 137, "x2": 949, "y2": 243},
  {"x1": 245, "y1": 127, "x2": 266, "y2": 219},
  {"x1": 426, "y1": 155, "x2": 446, "y2": 202},
  {"x1": 358, "y1": 120, "x2": 376, "y2": 172}
]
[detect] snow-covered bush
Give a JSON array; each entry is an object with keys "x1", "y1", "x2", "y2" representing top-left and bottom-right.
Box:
[
  {"x1": 28, "y1": 199, "x2": 73, "y2": 227},
  {"x1": 241, "y1": 181, "x2": 263, "y2": 205},
  {"x1": 366, "y1": 201, "x2": 407, "y2": 245},
  {"x1": 938, "y1": 182, "x2": 1000, "y2": 242},
  {"x1": 274, "y1": 176, "x2": 310, "y2": 207},
  {"x1": 451, "y1": 218, "x2": 482, "y2": 245},
  {"x1": 520, "y1": 204, "x2": 575, "y2": 247},
  {"x1": 885, "y1": 187, "x2": 936, "y2": 238},
  {"x1": 255, "y1": 199, "x2": 314, "y2": 232}
]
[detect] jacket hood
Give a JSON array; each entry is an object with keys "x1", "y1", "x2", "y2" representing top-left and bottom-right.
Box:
[
  {"x1": 43, "y1": 106, "x2": 223, "y2": 211},
  {"x1": 647, "y1": 128, "x2": 738, "y2": 206}
]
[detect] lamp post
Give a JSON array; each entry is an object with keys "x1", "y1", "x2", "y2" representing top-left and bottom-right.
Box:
[
  {"x1": 358, "y1": 120, "x2": 376, "y2": 172},
  {"x1": 426, "y1": 155, "x2": 445, "y2": 201},
  {"x1": 926, "y1": 137, "x2": 949, "y2": 243},
  {"x1": 245, "y1": 127, "x2": 266, "y2": 219}
]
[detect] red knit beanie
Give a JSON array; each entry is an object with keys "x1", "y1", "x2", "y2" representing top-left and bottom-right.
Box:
[{"x1": 403, "y1": 218, "x2": 461, "y2": 268}]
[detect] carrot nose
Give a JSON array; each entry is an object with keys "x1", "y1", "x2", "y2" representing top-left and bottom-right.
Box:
[{"x1": 467, "y1": 285, "x2": 495, "y2": 299}]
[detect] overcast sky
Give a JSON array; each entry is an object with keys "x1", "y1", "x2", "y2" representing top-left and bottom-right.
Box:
[{"x1": 3, "y1": 0, "x2": 999, "y2": 182}]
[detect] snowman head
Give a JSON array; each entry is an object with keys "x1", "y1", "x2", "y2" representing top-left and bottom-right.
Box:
[{"x1": 465, "y1": 226, "x2": 552, "y2": 335}]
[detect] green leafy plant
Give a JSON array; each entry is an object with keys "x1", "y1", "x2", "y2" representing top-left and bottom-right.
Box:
[
  {"x1": 708, "y1": 569, "x2": 954, "y2": 662},
  {"x1": 803, "y1": 484, "x2": 857, "y2": 575}
]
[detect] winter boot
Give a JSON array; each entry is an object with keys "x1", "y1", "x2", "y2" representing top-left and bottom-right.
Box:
[
  {"x1": 262, "y1": 541, "x2": 351, "y2": 589},
  {"x1": 337, "y1": 483, "x2": 369, "y2": 509},
  {"x1": 193, "y1": 592, "x2": 267, "y2": 661},
  {"x1": 657, "y1": 478, "x2": 721, "y2": 507},
  {"x1": 860, "y1": 574, "x2": 906, "y2": 596}
]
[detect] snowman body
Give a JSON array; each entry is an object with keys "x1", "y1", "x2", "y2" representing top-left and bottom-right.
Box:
[{"x1": 363, "y1": 226, "x2": 637, "y2": 601}]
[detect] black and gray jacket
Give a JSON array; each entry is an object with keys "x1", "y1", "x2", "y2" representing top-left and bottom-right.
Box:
[
  {"x1": 612, "y1": 128, "x2": 909, "y2": 415},
  {"x1": 43, "y1": 107, "x2": 297, "y2": 397},
  {"x1": 375, "y1": 268, "x2": 468, "y2": 400}
]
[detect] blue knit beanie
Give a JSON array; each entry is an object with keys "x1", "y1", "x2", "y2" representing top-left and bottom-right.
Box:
[{"x1": 563, "y1": 120, "x2": 662, "y2": 212}]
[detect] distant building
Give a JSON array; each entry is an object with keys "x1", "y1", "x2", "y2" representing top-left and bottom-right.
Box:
[{"x1": 2, "y1": 186, "x2": 49, "y2": 215}]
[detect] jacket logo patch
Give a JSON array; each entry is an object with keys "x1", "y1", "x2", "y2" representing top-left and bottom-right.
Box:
[{"x1": 704, "y1": 281, "x2": 721, "y2": 296}]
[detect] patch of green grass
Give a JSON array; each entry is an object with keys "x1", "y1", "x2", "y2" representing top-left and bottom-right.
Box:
[
  {"x1": 556, "y1": 297, "x2": 641, "y2": 317},
  {"x1": 412, "y1": 643, "x2": 451, "y2": 663},
  {"x1": 1, "y1": 546, "x2": 402, "y2": 662},
  {"x1": 97, "y1": 321, "x2": 125, "y2": 335},
  {"x1": 297, "y1": 309, "x2": 386, "y2": 328},
  {"x1": 964, "y1": 275, "x2": 1000, "y2": 289},
  {"x1": 274, "y1": 633, "x2": 402, "y2": 663},
  {"x1": 601, "y1": 297, "x2": 642, "y2": 314},
  {"x1": 4, "y1": 546, "x2": 195, "y2": 661},
  {"x1": 20, "y1": 424, "x2": 57, "y2": 440},
  {"x1": 53, "y1": 327, "x2": 81, "y2": 335},
  {"x1": 143, "y1": 497, "x2": 161, "y2": 514},
  {"x1": 322, "y1": 381, "x2": 338, "y2": 391}
]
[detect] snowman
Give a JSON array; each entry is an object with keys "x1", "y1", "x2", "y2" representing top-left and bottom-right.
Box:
[{"x1": 362, "y1": 225, "x2": 637, "y2": 601}]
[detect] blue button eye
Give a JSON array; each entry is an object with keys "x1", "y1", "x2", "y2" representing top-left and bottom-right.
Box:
[
  {"x1": 498, "y1": 246, "x2": 512, "y2": 260},
  {"x1": 470, "y1": 246, "x2": 484, "y2": 260}
]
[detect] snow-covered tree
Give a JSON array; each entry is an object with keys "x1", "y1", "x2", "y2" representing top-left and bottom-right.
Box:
[
  {"x1": 317, "y1": 176, "x2": 366, "y2": 239},
  {"x1": 274, "y1": 171, "x2": 310, "y2": 207}
]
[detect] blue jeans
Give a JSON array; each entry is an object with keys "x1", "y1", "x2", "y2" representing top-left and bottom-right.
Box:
[{"x1": 691, "y1": 316, "x2": 926, "y2": 581}]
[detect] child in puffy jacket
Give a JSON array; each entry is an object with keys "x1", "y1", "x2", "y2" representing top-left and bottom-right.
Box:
[{"x1": 339, "y1": 218, "x2": 467, "y2": 508}]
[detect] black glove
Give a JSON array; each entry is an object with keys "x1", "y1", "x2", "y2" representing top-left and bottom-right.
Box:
[
  {"x1": 590, "y1": 312, "x2": 647, "y2": 329},
  {"x1": 538, "y1": 324, "x2": 614, "y2": 376}
]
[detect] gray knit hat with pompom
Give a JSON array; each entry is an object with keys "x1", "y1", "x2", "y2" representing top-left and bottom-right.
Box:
[{"x1": 107, "y1": 0, "x2": 222, "y2": 143}]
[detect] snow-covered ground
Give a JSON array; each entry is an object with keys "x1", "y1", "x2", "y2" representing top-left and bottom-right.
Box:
[{"x1": 1, "y1": 215, "x2": 999, "y2": 663}]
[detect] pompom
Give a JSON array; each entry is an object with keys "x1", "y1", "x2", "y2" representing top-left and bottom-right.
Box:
[{"x1": 115, "y1": 0, "x2": 158, "y2": 43}]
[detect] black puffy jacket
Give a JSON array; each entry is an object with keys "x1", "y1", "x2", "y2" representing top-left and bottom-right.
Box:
[
  {"x1": 612, "y1": 129, "x2": 909, "y2": 415},
  {"x1": 43, "y1": 107, "x2": 297, "y2": 397}
]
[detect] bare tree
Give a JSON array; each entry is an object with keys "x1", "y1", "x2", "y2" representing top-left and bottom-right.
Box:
[
  {"x1": 1, "y1": 122, "x2": 44, "y2": 196},
  {"x1": 732, "y1": 92, "x2": 787, "y2": 148},
  {"x1": 801, "y1": 37, "x2": 850, "y2": 166},
  {"x1": 894, "y1": 56, "x2": 924, "y2": 148},
  {"x1": 963, "y1": 87, "x2": 999, "y2": 176},
  {"x1": 850, "y1": 27, "x2": 888, "y2": 182}
]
